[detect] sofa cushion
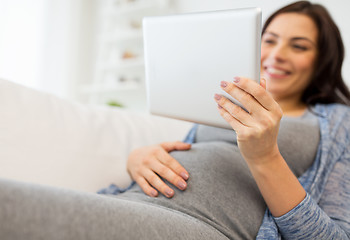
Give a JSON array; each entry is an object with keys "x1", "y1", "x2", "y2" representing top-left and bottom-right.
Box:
[{"x1": 0, "y1": 79, "x2": 192, "y2": 192}]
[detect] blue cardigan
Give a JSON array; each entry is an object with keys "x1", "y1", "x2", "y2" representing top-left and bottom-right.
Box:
[
  {"x1": 257, "y1": 104, "x2": 350, "y2": 239},
  {"x1": 185, "y1": 104, "x2": 350, "y2": 239}
]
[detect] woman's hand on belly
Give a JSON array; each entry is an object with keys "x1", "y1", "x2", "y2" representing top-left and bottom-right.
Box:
[{"x1": 127, "y1": 141, "x2": 191, "y2": 198}]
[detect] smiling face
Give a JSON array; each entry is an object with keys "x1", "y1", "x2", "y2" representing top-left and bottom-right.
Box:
[{"x1": 261, "y1": 13, "x2": 318, "y2": 104}]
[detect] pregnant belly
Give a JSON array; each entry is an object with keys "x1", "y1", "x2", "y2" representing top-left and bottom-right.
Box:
[{"x1": 119, "y1": 142, "x2": 266, "y2": 239}]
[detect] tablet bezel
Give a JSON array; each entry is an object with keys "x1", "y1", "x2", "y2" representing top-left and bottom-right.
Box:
[{"x1": 143, "y1": 8, "x2": 262, "y2": 129}]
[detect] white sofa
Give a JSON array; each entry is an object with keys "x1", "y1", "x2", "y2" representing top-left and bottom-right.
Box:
[{"x1": 0, "y1": 79, "x2": 193, "y2": 192}]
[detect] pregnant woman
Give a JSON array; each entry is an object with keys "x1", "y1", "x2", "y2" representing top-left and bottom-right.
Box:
[{"x1": 1, "y1": 1, "x2": 349, "y2": 239}]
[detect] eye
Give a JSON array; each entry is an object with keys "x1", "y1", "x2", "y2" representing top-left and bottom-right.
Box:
[
  {"x1": 292, "y1": 44, "x2": 308, "y2": 51},
  {"x1": 263, "y1": 39, "x2": 276, "y2": 45}
]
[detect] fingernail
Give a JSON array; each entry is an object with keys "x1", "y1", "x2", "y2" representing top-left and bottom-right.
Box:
[
  {"x1": 150, "y1": 189, "x2": 158, "y2": 197},
  {"x1": 165, "y1": 189, "x2": 174, "y2": 198},
  {"x1": 233, "y1": 77, "x2": 240, "y2": 83},
  {"x1": 180, "y1": 172, "x2": 189, "y2": 180},
  {"x1": 220, "y1": 81, "x2": 227, "y2": 88},
  {"x1": 177, "y1": 181, "x2": 187, "y2": 190},
  {"x1": 214, "y1": 94, "x2": 222, "y2": 100}
]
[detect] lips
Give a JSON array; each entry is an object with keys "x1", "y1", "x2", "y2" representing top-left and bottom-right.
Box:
[{"x1": 263, "y1": 66, "x2": 291, "y2": 78}]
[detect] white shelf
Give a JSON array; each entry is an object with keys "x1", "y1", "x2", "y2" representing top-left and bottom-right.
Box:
[
  {"x1": 80, "y1": 82, "x2": 142, "y2": 94},
  {"x1": 80, "y1": 0, "x2": 175, "y2": 108},
  {"x1": 102, "y1": 0, "x2": 169, "y2": 17},
  {"x1": 98, "y1": 57, "x2": 144, "y2": 72},
  {"x1": 98, "y1": 30, "x2": 143, "y2": 43}
]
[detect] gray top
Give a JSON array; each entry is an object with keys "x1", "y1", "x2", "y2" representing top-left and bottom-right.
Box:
[{"x1": 117, "y1": 109, "x2": 320, "y2": 239}]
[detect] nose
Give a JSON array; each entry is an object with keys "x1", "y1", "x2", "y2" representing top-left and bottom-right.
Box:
[{"x1": 268, "y1": 43, "x2": 288, "y2": 63}]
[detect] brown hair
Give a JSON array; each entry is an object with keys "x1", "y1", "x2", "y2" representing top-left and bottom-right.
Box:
[{"x1": 263, "y1": 1, "x2": 350, "y2": 106}]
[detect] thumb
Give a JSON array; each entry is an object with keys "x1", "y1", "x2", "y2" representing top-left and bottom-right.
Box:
[
  {"x1": 161, "y1": 141, "x2": 192, "y2": 152},
  {"x1": 260, "y1": 77, "x2": 267, "y2": 90}
]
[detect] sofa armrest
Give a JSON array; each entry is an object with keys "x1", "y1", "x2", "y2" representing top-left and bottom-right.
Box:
[{"x1": 0, "y1": 79, "x2": 192, "y2": 192}]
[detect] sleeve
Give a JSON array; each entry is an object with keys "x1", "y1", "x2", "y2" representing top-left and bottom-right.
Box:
[
  {"x1": 183, "y1": 124, "x2": 199, "y2": 143},
  {"x1": 274, "y1": 154, "x2": 350, "y2": 240}
]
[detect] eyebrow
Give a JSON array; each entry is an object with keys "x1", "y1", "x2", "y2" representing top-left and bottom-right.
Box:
[{"x1": 264, "y1": 31, "x2": 316, "y2": 46}]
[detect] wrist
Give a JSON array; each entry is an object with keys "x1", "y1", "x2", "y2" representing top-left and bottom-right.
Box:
[
  {"x1": 244, "y1": 144, "x2": 282, "y2": 168},
  {"x1": 246, "y1": 152, "x2": 285, "y2": 177}
]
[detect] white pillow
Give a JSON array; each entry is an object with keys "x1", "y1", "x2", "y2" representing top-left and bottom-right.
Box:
[{"x1": 0, "y1": 79, "x2": 192, "y2": 192}]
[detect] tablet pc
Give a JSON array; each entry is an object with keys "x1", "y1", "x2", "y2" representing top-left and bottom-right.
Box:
[{"x1": 143, "y1": 7, "x2": 261, "y2": 129}]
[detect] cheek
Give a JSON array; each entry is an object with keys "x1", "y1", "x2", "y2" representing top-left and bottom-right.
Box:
[
  {"x1": 295, "y1": 54, "x2": 316, "y2": 72},
  {"x1": 295, "y1": 55, "x2": 316, "y2": 75},
  {"x1": 293, "y1": 56, "x2": 316, "y2": 91},
  {"x1": 260, "y1": 48, "x2": 268, "y2": 63}
]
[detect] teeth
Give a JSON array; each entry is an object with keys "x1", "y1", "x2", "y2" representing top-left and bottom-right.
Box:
[{"x1": 266, "y1": 67, "x2": 288, "y2": 75}]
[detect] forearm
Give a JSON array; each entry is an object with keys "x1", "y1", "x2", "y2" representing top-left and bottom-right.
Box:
[{"x1": 247, "y1": 153, "x2": 306, "y2": 217}]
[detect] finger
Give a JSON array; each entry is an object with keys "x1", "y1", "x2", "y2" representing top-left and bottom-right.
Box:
[
  {"x1": 217, "y1": 104, "x2": 245, "y2": 132},
  {"x1": 156, "y1": 149, "x2": 190, "y2": 181},
  {"x1": 144, "y1": 169, "x2": 175, "y2": 198},
  {"x1": 220, "y1": 81, "x2": 263, "y2": 115},
  {"x1": 214, "y1": 94, "x2": 254, "y2": 127},
  {"x1": 159, "y1": 142, "x2": 190, "y2": 180},
  {"x1": 232, "y1": 76, "x2": 276, "y2": 111},
  {"x1": 260, "y1": 77, "x2": 267, "y2": 90},
  {"x1": 150, "y1": 160, "x2": 187, "y2": 191},
  {"x1": 160, "y1": 141, "x2": 191, "y2": 152},
  {"x1": 134, "y1": 176, "x2": 159, "y2": 197}
]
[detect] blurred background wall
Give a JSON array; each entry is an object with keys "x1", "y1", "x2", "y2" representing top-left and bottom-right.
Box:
[{"x1": 1, "y1": 0, "x2": 349, "y2": 111}]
